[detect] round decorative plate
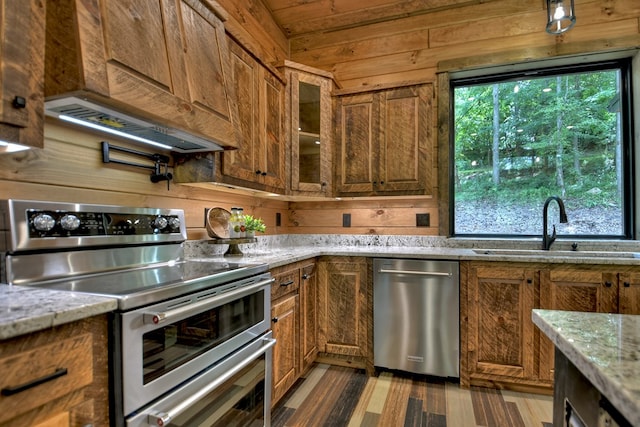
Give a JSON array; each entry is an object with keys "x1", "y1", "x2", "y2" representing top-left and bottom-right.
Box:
[{"x1": 206, "y1": 207, "x2": 231, "y2": 239}]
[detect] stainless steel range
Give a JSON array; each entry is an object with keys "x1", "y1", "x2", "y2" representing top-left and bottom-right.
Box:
[{"x1": 0, "y1": 199, "x2": 274, "y2": 427}]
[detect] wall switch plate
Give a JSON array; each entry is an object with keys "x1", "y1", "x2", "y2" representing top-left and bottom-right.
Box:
[
  {"x1": 343, "y1": 213, "x2": 351, "y2": 227},
  {"x1": 276, "y1": 212, "x2": 281, "y2": 227},
  {"x1": 416, "y1": 213, "x2": 430, "y2": 227}
]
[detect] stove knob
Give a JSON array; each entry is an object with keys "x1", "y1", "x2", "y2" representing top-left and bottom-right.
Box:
[
  {"x1": 60, "y1": 214, "x2": 81, "y2": 231},
  {"x1": 33, "y1": 213, "x2": 56, "y2": 231},
  {"x1": 167, "y1": 217, "x2": 180, "y2": 230},
  {"x1": 153, "y1": 216, "x2": 168, "y2": 230}
]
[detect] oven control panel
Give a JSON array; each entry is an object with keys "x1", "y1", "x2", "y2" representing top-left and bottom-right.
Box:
[
  {"x1": 0, "y1": 199, "x2": 187, "y2": 252},
  {"x1": 27, "y1": 210, "x2": 181, "y2": 237}
]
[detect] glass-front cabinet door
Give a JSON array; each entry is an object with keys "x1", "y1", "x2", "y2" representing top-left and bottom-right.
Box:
[{"x1": 283, "y1": 61, "x2": 335, "y2": 196}]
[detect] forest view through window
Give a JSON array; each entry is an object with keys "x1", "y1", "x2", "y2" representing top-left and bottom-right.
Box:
[{"x1": 452, "y1": 60, "x2": 632, "y2": 238}]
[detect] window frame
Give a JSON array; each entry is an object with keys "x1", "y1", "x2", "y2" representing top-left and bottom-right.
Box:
[{"x1": 448, "y1": 57, "x2": 635, "y2": 240}]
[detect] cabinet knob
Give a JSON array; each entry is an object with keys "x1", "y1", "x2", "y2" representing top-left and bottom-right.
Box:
[
  {"x1": 526, "y1": 278, "x2": 532, "y2": 284},
  {"x1": 302, "y1": 274, "x2": 309, "y2": 280},
  {"x1": 605, "y1": 281, "x2": 613, "y2": 288},
  {"x1": 261, "y1": 171, "x2": 267, "y2": 176},
  {"x1": 624, "y1": 282, "x2": 631, "y2": 288},
  {"x1": 380, "y1": 180, "x2": 385, "y2": 185},
  {"x1": 272, "y1": 317, "x2": 278, "y2": 323},
  {"x1": 255, "y1": 170, "x2": 262, "y2": 175},
  {"x1": 12, "y1": 96, "x2": 26, "y2": 109}
]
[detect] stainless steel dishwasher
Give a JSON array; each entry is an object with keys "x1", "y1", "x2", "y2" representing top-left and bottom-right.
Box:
[{"x1": 373, "y1": 258, "x2": 459, "y2": 377}]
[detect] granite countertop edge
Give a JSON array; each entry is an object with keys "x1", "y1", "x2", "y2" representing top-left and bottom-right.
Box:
[
  {"x1": 0, "y1": 285, "x2": 118, "y2": 341},
  {"x1": 4, "y1": 243, "x2": 640, "y2": 341},
  {"x1": 532, "y1": 309, "x2": 640, "y2": 426}
]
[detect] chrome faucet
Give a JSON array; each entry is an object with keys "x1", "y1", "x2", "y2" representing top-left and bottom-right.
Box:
[{"x1": 542, "y1": 196, "x2": 568, "y2": 250}]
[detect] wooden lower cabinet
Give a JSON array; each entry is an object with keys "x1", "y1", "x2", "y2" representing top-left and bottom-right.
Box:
[
  {"x1": 271, "y1": 293, "x2": 299, "y2": 406},
  {"x1": 463, "y1": 261, "x2": 640, "y2": 391},
  {"x1": 300, "y1": 261, "x2": 318, "y2": 372},
  {"x1": 317, "y1": 256, "x2": 372, "y2": 371},
  {"x1": 270, "y1": 259, "x2": 318, "y2": 407},
  {"x1": 0, "y1": 315, "x2": 109, "y2": 426},
  {"x1": 464, "y1": 262, "x2": 539, "y2": 389}
]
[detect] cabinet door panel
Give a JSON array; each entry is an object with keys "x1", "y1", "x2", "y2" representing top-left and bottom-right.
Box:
[
  {"x1": 300, "y1": 262, "x2": 318, "y2": 371},
  {"x1": 271, "y1": 294, "x2": 298, "y2": 406},
  {"x1": 336, "y1": 94, "x2": 376, "y2": 194},
  {"x1": 468, "y1": 265, "x2": 536, "y2": 380},
  {"x1": 180, "y1": 1, "x2": 231, "y2": 118},
  {"x1": 318, "y1": 258, "x2": 368, "y2": 357},
  {"x1": 619, "y1": 272, "x2": 640, "y2": 314},
  {"x1": 261, "y1": 72, "x2": 285, "y2": 189},
  {"x1": 539, "y1": 268, "x2": 617, "y2": 381},
  {"x1": 224, "y1": 39, "x2": 259, "y2": 181},
  {"x1": 104, "y1": 1, "x2": 172, "y2": 90},
  {"x1": 379, "y1": 86, "x2": 430, "y2": 193},
  {"x1": 0, "y1": 0, "x2": 45, "y2": 147}
]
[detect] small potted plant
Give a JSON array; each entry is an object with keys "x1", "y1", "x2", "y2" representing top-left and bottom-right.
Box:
[{"x1": 243, "y1": 214, "x2": 266, "y2": 238}]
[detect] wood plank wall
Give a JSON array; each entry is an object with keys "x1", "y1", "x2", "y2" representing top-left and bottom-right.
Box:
[
  {"x1": 286, "y1": 0, "x2": 640, "y2": 236},
  {"x1": 0, "y1": 120, "x2": 290, "y2": 240},
  {"x1": 6, "y1": 1, "x2": 640, "y2": 240}
]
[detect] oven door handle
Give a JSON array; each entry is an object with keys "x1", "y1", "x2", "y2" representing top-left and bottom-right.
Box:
[
  {"x1": 146, "y1": 336, "x2": 276, "y2": 427},
  {"x1": 143, "y1": 277, "x2": 274, "y2": 325}
]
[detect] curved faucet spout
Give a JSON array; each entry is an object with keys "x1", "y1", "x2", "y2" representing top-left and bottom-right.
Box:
[{"x1": 542, "y1": 196, "x2": 568, "y2": 250}]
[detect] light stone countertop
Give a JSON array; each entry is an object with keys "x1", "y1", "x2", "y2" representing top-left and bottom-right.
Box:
[
  {"x1": 532, "y1": 309, "x2": 640, "y2": 426},
  {"x1": 0, "y1": 284, "x2": 117, "y2": 341},
  {"x1": 4, "y1": 234, "x2": 640, "y2": 341}
]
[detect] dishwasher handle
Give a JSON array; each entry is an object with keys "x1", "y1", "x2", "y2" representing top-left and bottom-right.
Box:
[{"x1": 377, "y1": 268, "x2": 452, "y2": 277}]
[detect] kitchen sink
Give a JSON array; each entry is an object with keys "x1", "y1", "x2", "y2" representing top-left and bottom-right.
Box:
[{"x1": 472, "y1": 249, "x2": 640, "y2": 258}]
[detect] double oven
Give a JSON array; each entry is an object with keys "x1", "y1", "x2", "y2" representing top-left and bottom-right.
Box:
[{"x1": 0, "y1": 199, "x2": 274, "y2": 426}]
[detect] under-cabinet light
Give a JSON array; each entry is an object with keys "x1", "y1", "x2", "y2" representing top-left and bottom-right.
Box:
[
  {"x1": 0, "y1": 141, "x2": 30, "y2": 153},
  {"x1": 59, "y1": 114, "x2": 173, "y2": 150}
]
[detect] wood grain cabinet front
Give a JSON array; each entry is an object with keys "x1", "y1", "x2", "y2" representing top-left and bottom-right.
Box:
[
  {"x1": 464, "y1": 262, "x2": 538, "y2": 389},
  {"x1": 299, "y1": 261, "x2": 318, "y2": 373},
  {"x1": 538, "y1": 265, "x2": 640, "y2": 382},
  {"x1": 334, "y1": 84, "x2": 433, "y2": 197},
  {"x1": 270, "y1": 259, "x2": 318, "y2": 407},
  {"x1": 317, "y1": 256, "x2": 372, "y2": 371},
  {"x1": 0, "y1": 315, "x2": 109, "y2": 427},
  {"x1": 462, "y1": 261, "x2": 640, "y2": 391},
  {"x1": 214, "y1": 38, "x2": 286, "y2": 193},
  {"x1": 280, "y1": 61, "x2": 336, "y2": 197},
  {"x1": 45, "y1": 0, "x2": 239, "y2": 149},
  {"x1": 0, "y1": 0, "x2": 46, "y2": 149}
]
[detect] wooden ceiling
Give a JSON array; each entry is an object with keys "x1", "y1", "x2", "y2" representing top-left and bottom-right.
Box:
[{"x1": 261, "y1": 0, "x2": 500, "y2": 38}]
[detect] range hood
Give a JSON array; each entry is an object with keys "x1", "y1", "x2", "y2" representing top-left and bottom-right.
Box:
[{"x1": 44, "y1": 97, "x2": 225, "y2": 153}]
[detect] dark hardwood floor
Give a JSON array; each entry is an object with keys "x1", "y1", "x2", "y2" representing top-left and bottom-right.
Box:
[{"x1": 272, "y1": 364, "x2": 553, "y2": 427}]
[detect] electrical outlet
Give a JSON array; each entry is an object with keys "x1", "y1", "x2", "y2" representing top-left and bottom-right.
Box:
[
  {"x1": 343, "y1": 213, "x2": 351, "y2": 227},
  {"x1": 416, "y1": 213, "x2": 430, "y2": 227}
]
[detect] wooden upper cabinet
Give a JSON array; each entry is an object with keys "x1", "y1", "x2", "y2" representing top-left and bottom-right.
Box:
[
  {"x1": 335, "y1": 84, "x2": 433, "y2": 196},
  {"x1": 0, "y1": 0, "x2": 46, "y2": 149},
  {"x1": 218, "y1": 39, "x2": 286, "y2": 192},
  {"x1": 45, "y1": 0, "x2": 239, "y2": 149},
  {"x1": 280, "y1": 61, "x2": 335, "y2": 197}
]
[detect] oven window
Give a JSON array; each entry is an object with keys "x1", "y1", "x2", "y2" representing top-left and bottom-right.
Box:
[
  {"x1": 165, "y1": 354, "x2": 266, "y2": 427},
  {"x1": 142, "y1": 290, "x2": 265, "y2": 384}
]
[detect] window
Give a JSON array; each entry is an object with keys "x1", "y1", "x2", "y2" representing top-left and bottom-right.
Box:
[{"x1": 451, "y1": 59, "x2": 633, "y2": 239}]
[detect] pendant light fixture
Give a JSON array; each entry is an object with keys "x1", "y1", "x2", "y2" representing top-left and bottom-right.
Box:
[{"x1": 546, "y1": 0, "x2": 576, "y2": 34}]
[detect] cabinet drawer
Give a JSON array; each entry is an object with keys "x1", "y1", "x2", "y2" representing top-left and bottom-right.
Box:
[
  {"x1": 271, "y1": 269, "x2": 300, "y2": 300},
  {"x1": 0, "y1": 333, "x2": 93, "y2": 423}
]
